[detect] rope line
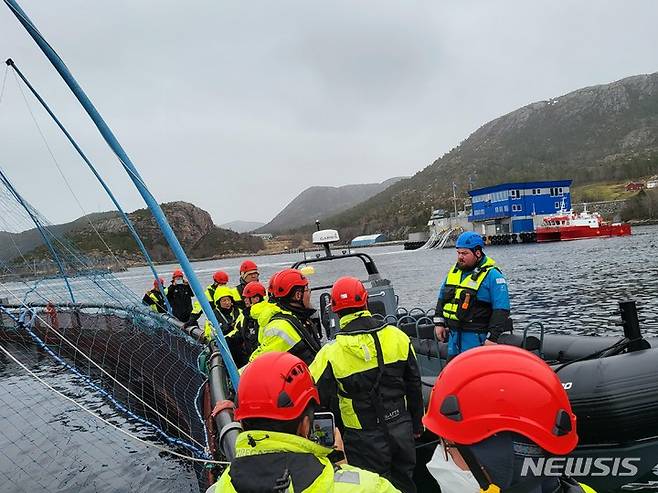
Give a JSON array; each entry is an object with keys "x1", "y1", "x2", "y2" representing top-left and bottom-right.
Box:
[
  {"x1": 0, "y1": 341, "x2": 229, "y2": 466},
  {"x1": 0, "y1": 284, "x2": 205, "y2": 448},
  {"x1": 10, "y1": 69, "x2": 123, "y2": 269}
]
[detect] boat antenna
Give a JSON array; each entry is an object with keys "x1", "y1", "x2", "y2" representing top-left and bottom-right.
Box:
[
  {"x1": 315, "y1": 220, "x2": 332, "y2": 257},
  {"x1": 4, "y1": 0, "x2": 239, "y2": 387}
]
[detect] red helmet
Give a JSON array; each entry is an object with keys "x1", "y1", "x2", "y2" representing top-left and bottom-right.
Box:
[
  {"x1": 213, "y1": 271, "x2": 229, "y2": 285},
  {"x1": 243, "y1": 281, "x2": 266, "y2": 299},
  {"x1": 153, "y1": 277, "x2": 165, "y2": 289},
  {"x1": 267, "y1": 272, "x2": 279, "y2": 298},
  {"x1": 423, "y1": 345, "x2": 578, "y2": 455},
  {"x1": 331, "y1": 276, "x2": 368, "y2": 313},
  {"x1": 172, "y1": 269, "x2": 184, "y2": 279},
  {"x1": 270, "y1": 269, "x2": 308, "y2": 299},
  {"x1": 234, "y1": 352, "x2": 319, "y2": 421},
  {"x1": 240, "y1": 260, "x2": 258, "y2": 274}
]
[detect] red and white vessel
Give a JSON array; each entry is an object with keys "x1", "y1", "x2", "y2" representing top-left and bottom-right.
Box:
[{"x1": 535, "y1": 202, "x2": 631, "y2": 243}]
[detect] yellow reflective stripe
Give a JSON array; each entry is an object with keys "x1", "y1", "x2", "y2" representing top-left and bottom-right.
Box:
[
  {"x1": 249, "y1": 319, "x2": 302, "y2": 362},
  {"x1": 263, "y1": 327, "x2": 296, "y2": 346},
  {"x1": 579, "y1": 484, "x2": 597, "y2": 493},
  {"x1": 234, "y1": 311, "x2": 245, "y2": 330},
  {"x1": 442, "y1": 258, "x2": 496, "y2": 321},
  {"x1": 334, "y1": 470, "x2": 360, "y2": 485}
]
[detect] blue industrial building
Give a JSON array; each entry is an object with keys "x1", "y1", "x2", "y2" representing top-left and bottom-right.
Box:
[{"x1": 468, "y1": 180, "x2": 572, "y2": 235}]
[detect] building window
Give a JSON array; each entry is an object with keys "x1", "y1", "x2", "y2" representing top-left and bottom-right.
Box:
[
  {"x1": 555, "y1": 201, "x2": 560, "y2": 208},
  {"x1": 509, "y1": 189, "x2": 521, "y2": 199},
  {"x1": 511, "y1": 204, "x2": 523, "y2": 212},
  {"x1": 550, "y1": 187, "x2": 564, "y2": 197}
]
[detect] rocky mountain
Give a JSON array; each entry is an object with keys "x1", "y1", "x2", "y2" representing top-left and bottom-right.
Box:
[
  {"x1": 323, "y1": 72, "x2": 658, "y2": 239},
  {"x1": 220, "y1": 220, "x2": 266, "y2": 233},
  {"x1": 0, "y1": 211, "x2": 117, "y2": 262},
  {"x1": 258, "y1": 177, "x2": 405, "y2": 233},
  {"x1": 2, "y1": 202, "x2": 263, "y2": 266}
]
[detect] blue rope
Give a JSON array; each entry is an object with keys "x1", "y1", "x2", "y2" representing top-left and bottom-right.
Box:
[
  {"x1": 0, "y1": 305, "x2": 210, "y2": 459},
  {"x1": 7, "y1": 60, "x2": 171, "y2": 313},
  {"x1": 0, "y1": 170, "x2": 76, "y2": 303},
  {"x1": 4, "y1": 0, "x2": 240, "y2": 389}
]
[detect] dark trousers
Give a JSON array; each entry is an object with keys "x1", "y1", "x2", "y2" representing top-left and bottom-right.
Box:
[{"x1": 343, "y1": 417, "x2": 416, "y2": 493}]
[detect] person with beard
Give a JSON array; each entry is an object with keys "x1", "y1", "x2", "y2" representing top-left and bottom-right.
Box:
[
  {"x1": 423, "y1": 345, "x2": 596, "y2": 493},
  {"x1": 433, "y1": 231, "x2": 510, "y2": 359},
  {"x1": 248, "y1": 268, "x2": 321, "y2": 366},
  {"x1": 310, "y1": 276, "x2": 423, "y2": 493},
  {"x1": 227, "y1": 280, "x2": 266, "y2": 366},
  {"x1": 166, "y1": 269, "x2": 195, "y2": 323}
]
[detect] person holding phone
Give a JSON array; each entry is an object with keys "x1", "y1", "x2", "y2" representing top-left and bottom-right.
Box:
[
  {"x1": 310, "y1": 277, "x2": 424, "y2": 493},
  {"x1": 208, "y1": 351, "x2": 400, "y2": 493}
]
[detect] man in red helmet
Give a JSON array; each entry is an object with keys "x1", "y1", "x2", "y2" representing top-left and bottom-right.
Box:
[
  {"x1": 166, "y1": 269, "x2": 195, "y2": 322},
  {"x1": 226, "y1": 281, "x2": 266, "y2": 365},
  {"x1": 310, "y1": 276, "x2": 423, "y2": 493},
  {"x1": 248, "y1": 268, "x2": 321, "y2": 366},
  {"x1": 208, "y1": 352, "x2": 399, "y2": 492},
  {"x1": 423, "y1": 345, "x2": 596, "y2": 493},
  {"x1": 234, "y1": 260, "x2": 259, "y2": 307},
  {"x1": 142, "y1": 277, "x2": 167, "y2": 313}
]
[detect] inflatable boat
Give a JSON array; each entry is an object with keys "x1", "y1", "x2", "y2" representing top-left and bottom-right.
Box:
[{"x1": 294, "y1": 229, "x2": 658, "y2": 493}]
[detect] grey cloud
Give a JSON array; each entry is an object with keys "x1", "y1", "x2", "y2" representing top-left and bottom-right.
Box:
[{"x1": 1, "y1": 0, "x2": 657, "y2": 228}]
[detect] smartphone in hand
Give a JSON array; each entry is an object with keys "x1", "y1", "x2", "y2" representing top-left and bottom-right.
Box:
[{"x1": 309, "y1": 411, "x2": 335, "y2": 447}]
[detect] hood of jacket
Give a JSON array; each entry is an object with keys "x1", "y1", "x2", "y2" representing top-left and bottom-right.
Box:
[{"x1": 335, "y1": 310, "x2": 388, "y2": 361}]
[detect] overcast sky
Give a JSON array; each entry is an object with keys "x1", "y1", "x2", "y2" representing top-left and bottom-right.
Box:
[{"x1": 1, "y1": 1, "x2": 657, "y2": 229}]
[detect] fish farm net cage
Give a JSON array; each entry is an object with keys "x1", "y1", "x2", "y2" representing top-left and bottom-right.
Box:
[{"x1": 0, "y1": 162, "x2": 218, "y2": 491}]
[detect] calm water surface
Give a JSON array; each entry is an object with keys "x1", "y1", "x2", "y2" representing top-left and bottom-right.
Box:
[
  {"x1": 2, "y1": 225, "x2": 657, "y2": 491},
  {"x1": 118, "y1": 224, "x2": 658, "y2": 336}
]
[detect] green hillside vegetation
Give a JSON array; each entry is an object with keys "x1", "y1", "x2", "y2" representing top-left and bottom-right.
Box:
[
  {"x1": 622, "y1": 188, "x2": 658, "y2": 221},
  {"x1": 316, "y1": 72, "x2": 658, "y2": 239},
  {"x1": 258, "y1": 178, "x2": 406, "y2": 234},
  {"x1": 571, "y1": 181, "x2": 640, "y2": 203},
  {"x1": 5, "y1": 202, "x2": 264, "y2": 269}
]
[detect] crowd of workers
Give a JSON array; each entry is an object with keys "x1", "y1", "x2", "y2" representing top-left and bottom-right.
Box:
[{"x1": 142, "y1": 233, "x2": 596, "y2": 493}]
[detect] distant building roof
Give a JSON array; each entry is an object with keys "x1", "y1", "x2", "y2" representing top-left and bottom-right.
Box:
[
  {"x1": 350, "y1": 233, "x2": 387, "y2": 246},
  {"x1": 469, "y1": 180, "x2": 572, "y2": 197}
]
